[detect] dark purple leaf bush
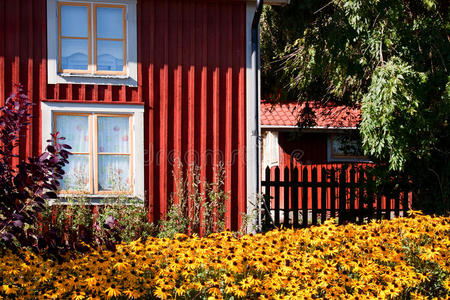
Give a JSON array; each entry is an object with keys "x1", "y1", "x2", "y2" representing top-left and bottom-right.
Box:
[{"x1": 0, "y1": 85, "x2": 71, "y2": 254}]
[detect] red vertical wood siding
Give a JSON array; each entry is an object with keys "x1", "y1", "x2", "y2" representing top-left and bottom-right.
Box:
[
  {"x1": 278, "y1": 132, "x2": 329, "y2": 167},
  {"x1": 0, "y1": 0, "x2": 247, "y2": 231}
]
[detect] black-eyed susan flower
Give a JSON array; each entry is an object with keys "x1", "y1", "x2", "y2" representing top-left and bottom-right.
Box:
[{"x1": 104, "y1": 284, "x2": 121, "y2": 298}]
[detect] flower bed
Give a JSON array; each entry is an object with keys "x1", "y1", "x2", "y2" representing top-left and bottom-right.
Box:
[{"x1": 1, "y1": 212, "x2": 449, "y2": 299}]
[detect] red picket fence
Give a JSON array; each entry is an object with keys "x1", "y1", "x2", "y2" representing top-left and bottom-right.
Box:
[{"x1": 261, "y1": 164, "x2": 412, "y2": 228}]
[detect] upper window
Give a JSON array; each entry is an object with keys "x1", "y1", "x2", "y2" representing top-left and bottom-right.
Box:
[
  {"x1": 47, "y1": 0, "x2": 137, "y2": 86},
  {"x1": 58, "y1": 2, "x2": 127, "y2": 75}
]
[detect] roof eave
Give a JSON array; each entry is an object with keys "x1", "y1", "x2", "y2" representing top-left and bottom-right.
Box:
[
  {"x1": 247, "y1": 0, "x2": 290, "y2": 5},
  {"x1": 261, "y1": 125, "x2": 358, "y2": 132}
]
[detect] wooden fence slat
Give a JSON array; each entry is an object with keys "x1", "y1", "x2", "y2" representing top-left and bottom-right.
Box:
[
  {"x1": 377, "y1": 195, "x2": 382, "y2": 220},
  {"x1": 321, "y1": 167, "x2": 327, "y2": 223},
  {"x1": 311, "y1": 167, "x2": 318, "y2": 225},
  {"x1": 349, "y1": 167, "x2": 356, "y2": 222},
  {"x1": 403, "y1": 192, "x2": 409, "y2": 217},
  {"x1": 274, "y1": 167, "x2": 280, "y2": 226},
  {"x1": 386, "y1": 195, "x2": 391, "y2": 220},
  {"x1": 330, "y1": 168, "x2": 336, "y2": 219},
  {"x1": 366, "y1": 175, "x2": 375, "y2": 221},
  {"x1": 291, "y1": 167, "x2": 299, "y2": 228},
  {"x1": 395, "y1": 191, "x2": 400, "y2": 217},
  {"x1": 338, "y1": 168, "x2": 346, "y2": 225},
  {"x1": 264, "y1": 167, "x2": 272, "y2": 228},
  {"x1": 358, "y1": 169, "x2": 365, "y2": 223},
  {"x1": 283, "y1": 167, "x2": 290, "y2": 228},
  {"x1": 302, "y1": 167, "x2": 308, "y2": 227},
  {"x1": 261, "y1": 164, "x2": 412, "y2": 229}
]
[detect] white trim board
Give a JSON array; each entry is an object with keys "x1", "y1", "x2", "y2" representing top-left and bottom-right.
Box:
[
  {"x1": 246, "y1": 2, "x2": 260, "y2": 232},
  {"x1": 41, "y1": 101, "x2": 145, "y2": 200}
]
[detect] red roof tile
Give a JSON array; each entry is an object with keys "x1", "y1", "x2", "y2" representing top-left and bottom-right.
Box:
[{"x1": 261, "y1": 101, "x2": 360, "y2": 128}]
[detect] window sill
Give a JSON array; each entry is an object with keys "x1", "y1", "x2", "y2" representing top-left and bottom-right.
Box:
[
  {"x1": 58, "y1": 73, "x2": 130, "y2": 80},
  {"x1": 48, "y1": 71, "x2": 138, "y2": 87},
  {"x1": 328, "y1": 156, "x2": 372, "y2": 163},
  {"x1": 49, "y1": 194, "x2": 143, "y2": 206}
]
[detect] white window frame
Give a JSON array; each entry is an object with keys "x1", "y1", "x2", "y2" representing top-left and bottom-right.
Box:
[
  {"x1": 41, "y1": 102, "x2": 145, "y2": 201},
  {"x1": 327, "y1": 133, "x2": 370, "y2": 163},
  {"x1": 47, "y1": 0, "x2": 138, "y2": 86}
]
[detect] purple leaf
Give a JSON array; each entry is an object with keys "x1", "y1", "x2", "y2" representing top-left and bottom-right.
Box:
[
  {"x1": 104, "y1": 216, "x2": 116, "y2": 229},
  {"x1": 1, "y1": 233, "x2": 15, "y2": 241},
  {"x1": 12, "y1": 220, "x2": 24, "y2": 227},
  {"x1": 39, "y1": 152, "x2": 49, "y2": 162}
]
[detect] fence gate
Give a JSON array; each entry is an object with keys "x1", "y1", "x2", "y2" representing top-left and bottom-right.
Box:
[{"x1": 261, "y1": 165, "x2": 412, "y2": 229}]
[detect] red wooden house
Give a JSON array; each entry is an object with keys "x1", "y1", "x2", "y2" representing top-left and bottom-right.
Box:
[
  {"x1": 0, "y1": 0, "x2": 289, "y2": 231},
  {"x1": 261, "y1": 100, "x2": 368, "y2": 170},
  {"x1": 260, "y1": 101, "x2": 411, "y2": 226}
]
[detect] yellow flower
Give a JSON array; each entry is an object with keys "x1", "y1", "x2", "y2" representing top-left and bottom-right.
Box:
[
  {"x1": 71, "y1": 291, "x2": 86, "y2": 300},
  {"x1": 104, "y1": 285, "x2": 122, "y2": 298},
  {"x1": 123, "y1": 289, "x2": 142, "y2": 299},
  {"x1": 2, "y1": 284, "x2": 17, "y2": 295},
  {"x1": 154, "y1": 285, "x2": 171, "y2": 299},
  {"x1": 84, "y1": 277, "x2": 98, "y2": 288},
  {"x1": 443, "y1": 279, "x2": 450, "y2": 291},
  {"x1": 419, "y1": 247, "x2": 441, "y2": 261},
  {"x1": 113, "y1": 261, "x2": 131, "y2": 272}
]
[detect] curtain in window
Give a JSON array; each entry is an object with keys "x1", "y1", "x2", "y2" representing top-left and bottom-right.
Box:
[
  {"x1": 98, "y1": 155, "x2": 130, "y2": 191},
  {"x1": 97, "y1": 116, "x2": 130, "y2": 192},
  {"x1": 97, "y1": 116, "x2": 129, "y2": 153},
  {"x1": 55, "y1": 115, "x2": 89, "y2": 153},
  {"x1": 56, "y1": 115, "x2": 90, "y2": 191},
  {"x1": 60, "y1": 155, "x2": 90, "y2": 191}
]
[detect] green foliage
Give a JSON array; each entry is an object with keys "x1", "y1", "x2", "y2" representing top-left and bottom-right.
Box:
[
  {"x1": 360, "y1": 58, "x2": 429, "y2": 170},
  {"x1": 158, "y1": 162, "x2": 229, "y2": 238},
  {"x1": 40, "y1": 196, "x2": 157, "y2": 250},
  {"x1": 261, "y1": 0, "x2": 449, "y2": 213}
]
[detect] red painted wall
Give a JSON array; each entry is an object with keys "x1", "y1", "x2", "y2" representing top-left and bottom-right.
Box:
[
  {"x1": 278, "y1": 132, "x2": 328, "y2": 167},
  {"x1": 0, "y1": 0, "x2": 247, "y2": 230}
]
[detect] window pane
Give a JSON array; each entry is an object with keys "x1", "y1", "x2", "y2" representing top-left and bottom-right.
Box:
[
  {"x1": 55, "y1": 115, "x2": 89, "y2": 153},
  {"x1": 61, "y1": 5, "x2": 88, "y2": 38},
  {"x1": 98, "y1": 155, "x2": 130, "y2": 192},
  {"x1": 332, "y1": 135, "x2": 363, "y2": 156},
  {"x1": 98, "y1": 116, "x2": 129, "y2": 153},
  {"x1": 97, "y1": 40, "x2": 124, "y2": 71},
  {"x1": 60, "y1": 154, "x2": 90, "y2": 191},
  {"x1": 61, "y1": 39, "x2": 89, "y2": 70},
  {"x1": 97, "y1": 7, "x2": 124, "y2": 39}
]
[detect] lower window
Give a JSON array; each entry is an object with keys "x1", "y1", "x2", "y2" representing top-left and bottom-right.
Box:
[
  {"x1": 54, "y1": 112, "x2": 133, "y2": 194},
  {"x1": 328, "y1": 133, "x2": 369, "y2": 162}
]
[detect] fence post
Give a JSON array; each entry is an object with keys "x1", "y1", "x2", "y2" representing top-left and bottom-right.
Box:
[
  {"x1": 274, "y1": 167, "x2": 280, "y2": 227},
  {"x1": 338, "y1": 167, "x2": 347, "y2": 225},
  {"x1": 403, "y1": 192, "x2": 410, "y2": 217},
  {"x1": 302, "y1": 167, "x2": 308, "y2": 227},
  {"x1": 284, "y1": 167, "x2": 290, "y2": 228},
  {"x1": 321, "y1": 167, "x2": 327, "y2": 223},
  {"x1": 358, "y1": 169, "x2": 365, "y2": 223},
  {"x1": 349, "y1": 167, "x2": 356, "y2": 222},
  {"x1": 395, "y1": 191, "x2": 400, "y2": 217},
  {"x1": 263, "y1": 167, "x2": 273, "y2": 228},
  {"x1": 291, "y1": 167, "x2": 299, "y2": 228},
  {"x1": 386, "y1": 195, "x2": 391, "y2": 220},
  {"x1": 311, "y1": 167, "x2": 318, "y2": 225},
  {"x1": 330, "y1": 168, "x2": 336, "y2": 219}
]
